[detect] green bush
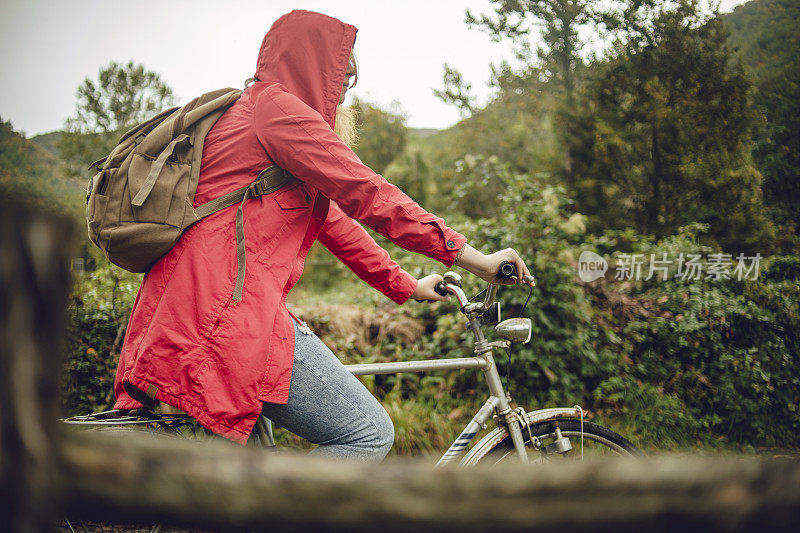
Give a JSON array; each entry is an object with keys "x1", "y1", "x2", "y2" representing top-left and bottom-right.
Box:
[
  {"x1": 427, "y1": 156, "x2": 800, "y2": 450},
  {"x1": 63, "y1": 262, "x2": 140, "y2": 415},
  {"x1": 439, "y1": 155, "x2": 627, "y2": 423}
]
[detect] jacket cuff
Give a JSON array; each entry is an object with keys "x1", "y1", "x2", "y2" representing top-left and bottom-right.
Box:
[
  {"x1": 432, "y1": 226, "x2": 468, "y2": 268},
  {"x1": 389, "y1": 269, "x2": 418, "y2": 305}
]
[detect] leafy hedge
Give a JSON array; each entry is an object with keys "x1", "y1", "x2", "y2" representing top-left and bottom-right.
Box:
[{"x1": 620, "y1": 250, "x2": 800, "y2": 447}]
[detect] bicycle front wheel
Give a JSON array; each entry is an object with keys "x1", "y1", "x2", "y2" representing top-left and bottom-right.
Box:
[{"x1": 467, "y1": 418, "x2": 641, "y2": 466}]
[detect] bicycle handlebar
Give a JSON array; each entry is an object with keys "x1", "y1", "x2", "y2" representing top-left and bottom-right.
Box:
[{"x1": 429, "y1": 262, "x2": 536, "y2": 314}]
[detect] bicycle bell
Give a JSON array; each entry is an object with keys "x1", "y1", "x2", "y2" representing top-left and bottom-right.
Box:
[{"x1": 495, "y1": 318, "x2": 532, "y2": 344}]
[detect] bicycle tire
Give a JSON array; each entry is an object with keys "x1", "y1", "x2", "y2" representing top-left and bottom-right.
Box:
[{"x1": 472, "y1": 418, "x2": 641, "y2": 465}]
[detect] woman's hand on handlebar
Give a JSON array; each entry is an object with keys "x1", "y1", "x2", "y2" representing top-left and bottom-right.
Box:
[
  {"x1": 411, "y1": 274, "x2": 450, "y2": 302},
  {"x1": 454, "y1": 244, "x2": 534, "y2": 286}
]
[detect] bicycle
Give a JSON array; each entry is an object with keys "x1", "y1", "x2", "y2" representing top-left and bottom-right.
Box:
[{"x1": 62, "y1": 261, "x2": 640, "y2": 465}]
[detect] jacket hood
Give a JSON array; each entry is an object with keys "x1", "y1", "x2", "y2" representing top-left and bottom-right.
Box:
[{"x1": 255, "y1": 10, "x2": 357, "y2": 128}]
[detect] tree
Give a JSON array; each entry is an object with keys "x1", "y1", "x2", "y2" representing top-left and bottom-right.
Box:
[
  {"x1": 464, "y1": 0, "x2": 593, "y2": 97},
  {"x1": 435, "y1": 0, "x2": 594, "y2": 144},
  {"x1": 433, "y1": 64, "x2": 477, "y2": 117},
  {"x1": 58, "y1": 61, "x2": 174, "y2": 178},
  {"x1": 754, "y1": 57, "x2": 800, "y2": 238},
  {"x1": 457, "y1": 1, "x2": 601, "y2": 188},
  {"x1": 724, "y1": 0, "x2": 800, "y2": 243},
  {"x1": 568, "y1": 4, "x2": 774, "y2": 252},
  {"x1": 351, "y1": 97, "x2": 408, "y2": 175}
]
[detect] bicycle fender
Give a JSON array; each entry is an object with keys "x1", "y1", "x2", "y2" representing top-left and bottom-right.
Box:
[{"x1": 459, "y1": 406, "x2": 584, "y2": 466}]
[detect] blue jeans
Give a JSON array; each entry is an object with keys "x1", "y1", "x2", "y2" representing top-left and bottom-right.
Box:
[{"x1": 258, "y1": 320, "x2": 395, "y2": 461}]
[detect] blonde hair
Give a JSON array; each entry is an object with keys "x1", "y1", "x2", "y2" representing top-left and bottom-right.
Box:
[{"x1": 334, "y1": 105, "x2": 358, "y2": 148}]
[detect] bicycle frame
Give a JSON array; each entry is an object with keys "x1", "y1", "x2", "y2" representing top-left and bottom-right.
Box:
[
  {"x1": 347, "y1": 355, "x2": 501, "y2": 465},
  {"x1": 343, "y1": 271, "x2": 579, "y2": 465}
]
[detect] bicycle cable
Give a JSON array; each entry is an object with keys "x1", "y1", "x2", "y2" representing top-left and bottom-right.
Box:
[
  {"x1": 468, "y1": 278, "x2": 533, "y2": 307},
  {"x1": 521, "y1": 283, "x2": 533, "y2": 314},
  {"x1": 502, "y1": 283, "x2": 533, "y2": 395},
  {"x1": 467, "y1": 286, "x2": 488, "y2": 303},
  {"x1": 503, "y1": 344, "x2": 513, "y2": 395}
]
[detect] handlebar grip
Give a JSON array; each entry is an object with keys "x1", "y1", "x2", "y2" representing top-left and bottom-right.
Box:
[
  {"x1": 434, "y1": 281, "x2": 449, "y2": 297},
  {"x1": 498, "y1": 261, "x2": 517, "y2": 279},
  {"x1": 414, "y1": 281, "x2": 451, "y2": 302},
  {"x1": 497, "y1": 260, "x2": 536, "y2": 285}
]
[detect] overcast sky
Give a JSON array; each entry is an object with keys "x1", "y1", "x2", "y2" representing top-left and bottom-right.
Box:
[{"x1": 0, "y1": 0, "x2": 748, "y2": 137}]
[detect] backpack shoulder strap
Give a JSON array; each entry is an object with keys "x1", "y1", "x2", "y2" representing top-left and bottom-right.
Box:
[
  {"x1": 194, "y1": 165, "x2": 293, "y2": 218},
  {"x1": 194, "y1": 165, "x2": 295, "y2": 302}
]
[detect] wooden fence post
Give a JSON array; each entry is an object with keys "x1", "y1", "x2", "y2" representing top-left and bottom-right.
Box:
[{"x1": 0, "y1": 200, "x2": 75, "y2": 532}]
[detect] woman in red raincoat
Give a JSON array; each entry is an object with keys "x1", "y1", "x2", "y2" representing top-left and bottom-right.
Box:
[{"x1": 114, "y1": 10, "x2": 532, "y2": 459}]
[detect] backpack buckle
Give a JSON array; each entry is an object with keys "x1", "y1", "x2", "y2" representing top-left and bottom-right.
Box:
[{"x1": 248, "y1": 179, "x2": 269, "y2": 198}]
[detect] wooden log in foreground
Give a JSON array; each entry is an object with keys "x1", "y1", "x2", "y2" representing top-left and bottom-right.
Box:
[{"x1": 59, "y1": 430, "x2": 800, "y2": 532}]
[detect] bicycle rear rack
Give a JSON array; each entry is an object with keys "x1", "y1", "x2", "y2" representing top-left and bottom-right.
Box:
[{"x1": 61, "y1": 408, "x2": 199, "y2": 435}]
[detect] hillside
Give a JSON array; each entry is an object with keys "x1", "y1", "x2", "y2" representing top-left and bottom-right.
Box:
[
  {"x1": 407, "y1": 127, "x2": 440, "y2": 140},
  {"x1": 0, "y1": 119, "x2": 83, "y2": 219},
  {"x1": 724, "y1": 0, "x2": 799, "y2": 78},
  {"x1": 30, "y1": 130, "x2": 63, "y2": 158}
]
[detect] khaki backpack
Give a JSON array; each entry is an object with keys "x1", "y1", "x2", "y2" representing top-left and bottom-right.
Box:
[{"x1": 86, "y1": 87, "x2": 292, "y2": 301}]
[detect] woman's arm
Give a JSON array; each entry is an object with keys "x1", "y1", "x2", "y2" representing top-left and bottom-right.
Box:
[{"x1": 317, "y1": 202, "x2": 418, "y2": 304}]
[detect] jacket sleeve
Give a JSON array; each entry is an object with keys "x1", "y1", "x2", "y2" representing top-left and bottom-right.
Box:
[
  {"x1": 318, "y1": 202, "x2": 418, "y2": 305},
  {"x1": 251, "y1": 87, "x2": 467, "y2": 267}
]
